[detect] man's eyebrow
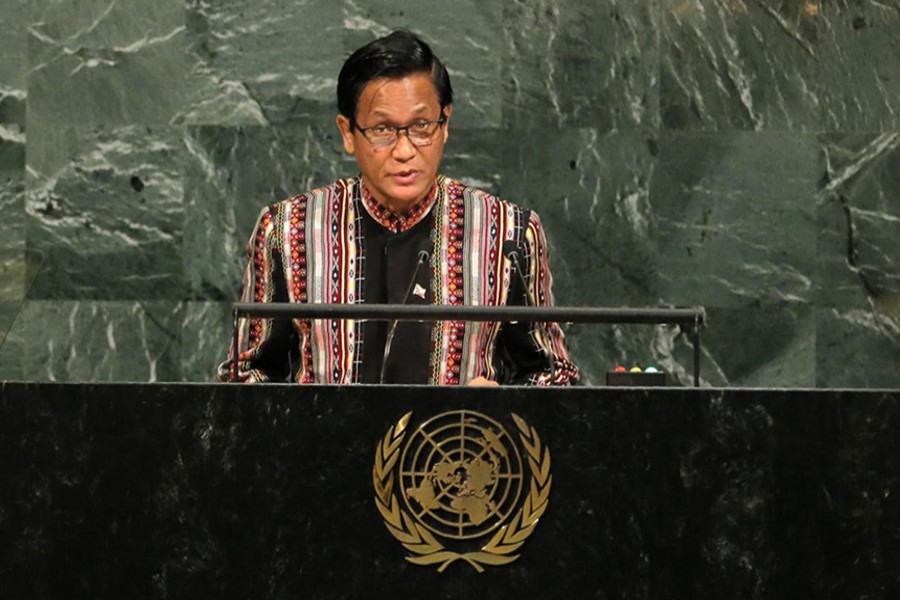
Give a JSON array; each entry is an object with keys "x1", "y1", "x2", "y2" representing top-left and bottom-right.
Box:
[{"x1": 368, "y1": 105, "x2": 432, "y2": 119}]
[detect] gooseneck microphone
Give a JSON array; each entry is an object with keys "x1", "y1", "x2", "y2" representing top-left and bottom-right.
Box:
[
  {"x1": 503, "y1": 239, "x2": 556, "y2": 383},
  {"x1": 380, "y1": 240, "x2": 432, "y2": 384}
]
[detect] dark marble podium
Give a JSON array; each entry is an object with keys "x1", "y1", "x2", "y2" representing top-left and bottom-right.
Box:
[{"x1": 1, "y1": 383, "x2": 898, "y2": 599}]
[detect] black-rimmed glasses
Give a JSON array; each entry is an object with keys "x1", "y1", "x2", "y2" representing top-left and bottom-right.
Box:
[{"x1": 353, "y1": 116, "x2": 447, "y2": 149}]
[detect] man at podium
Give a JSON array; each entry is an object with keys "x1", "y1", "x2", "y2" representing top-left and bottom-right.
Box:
[{"x1": 219, "y1": 30, "x2": 578, "y2": 386}]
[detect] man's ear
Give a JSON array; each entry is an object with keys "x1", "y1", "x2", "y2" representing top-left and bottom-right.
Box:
[
  {"x1": 441, "y1": 105, "x2": 452, "y2": 143},
  {"x1": 336, "y1": 114, "x2": 355, "y2": 154}
]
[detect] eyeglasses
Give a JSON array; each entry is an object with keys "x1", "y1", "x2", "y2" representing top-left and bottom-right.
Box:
[{"x1": 353, "y1": 116, "x2": 447, "y2": 149}]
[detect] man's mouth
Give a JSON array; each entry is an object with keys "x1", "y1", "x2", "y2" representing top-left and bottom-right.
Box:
[{"x1": 391, "y1": 170, "x2": 419, "y2": 185}]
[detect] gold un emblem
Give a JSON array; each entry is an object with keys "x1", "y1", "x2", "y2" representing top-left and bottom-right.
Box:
[{"x1": 373, "y1": 410, "x2": 551, "y2": 572}]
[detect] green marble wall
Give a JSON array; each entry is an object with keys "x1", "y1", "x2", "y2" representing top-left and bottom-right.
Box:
[{"x1": 0, "y1": 0, "x2": 897, "y2": 387}]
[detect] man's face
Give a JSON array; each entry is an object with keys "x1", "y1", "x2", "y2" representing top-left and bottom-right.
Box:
[{"x1": 337, "y1": 73, "x2": 451, "y2": 212}]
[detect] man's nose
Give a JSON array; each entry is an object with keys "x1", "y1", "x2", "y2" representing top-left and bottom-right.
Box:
[{"x1": 391, "y1": 130, "x2": 417, "y2": 160}]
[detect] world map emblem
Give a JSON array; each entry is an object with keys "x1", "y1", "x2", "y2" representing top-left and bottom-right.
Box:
[{"x1": 373, "y1": 410, "x2": 551, "y2": 572}]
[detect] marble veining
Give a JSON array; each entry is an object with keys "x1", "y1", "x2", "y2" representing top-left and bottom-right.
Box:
[{"x1": 0, "y1": 0, "x2": 896, "y2": 385}]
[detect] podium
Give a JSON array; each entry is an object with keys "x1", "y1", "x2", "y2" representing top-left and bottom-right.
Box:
[{"x1": 1, "y1": 382, "x2": 898, "y2": 598}]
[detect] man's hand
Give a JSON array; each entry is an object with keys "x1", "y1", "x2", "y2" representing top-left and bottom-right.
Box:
[
  {"x1": 228, "y1": 349, "x2": 254, "y2": 380},
  {"x1": 467, "y1": 376, "x2": 499, "y2": 387}
]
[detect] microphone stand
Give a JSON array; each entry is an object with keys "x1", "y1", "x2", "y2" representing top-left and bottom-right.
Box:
[
  {"x1": 503, "y1": 240, "x2": 556, "y2": 384},
  {"x1": 380, "y1": 248, "x2": 430, "y2": 384}
]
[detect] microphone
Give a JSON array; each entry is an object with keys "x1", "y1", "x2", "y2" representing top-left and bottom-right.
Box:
[
  {"x1": 380, "y1": 239, "x2": 432, "y2": 384},
  {"x1": 503, "y1": 239, "x2": 556, "y2": 383}
]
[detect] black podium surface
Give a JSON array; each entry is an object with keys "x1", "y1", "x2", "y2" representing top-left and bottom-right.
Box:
[{"x1": 1, "y1": 383, "x2": 898, "y2": 599}]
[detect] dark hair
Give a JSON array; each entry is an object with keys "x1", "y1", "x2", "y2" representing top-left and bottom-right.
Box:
[{"x1": 337, "y1": 30, "x2": 453, "y2": 124}]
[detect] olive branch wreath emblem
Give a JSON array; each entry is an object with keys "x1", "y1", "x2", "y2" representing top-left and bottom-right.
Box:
[{"x1": 372, "y1": 411, "x2": 551, "y2": 573}]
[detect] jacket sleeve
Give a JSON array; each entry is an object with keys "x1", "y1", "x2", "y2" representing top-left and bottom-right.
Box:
[
  {"x1": 217, "y1": 205, "x2": 297, "y2": 383},
  {"x1": 496, "y1": 211, "x2": 579, "y2": 386}
]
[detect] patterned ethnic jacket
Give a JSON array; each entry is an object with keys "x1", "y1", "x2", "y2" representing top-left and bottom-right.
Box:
[{"x1": 220, "y1": 175, "x2": 579, "y2": 385}]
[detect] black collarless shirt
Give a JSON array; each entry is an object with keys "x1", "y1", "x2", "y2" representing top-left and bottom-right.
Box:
[{"x1": 358, "y1": 208, "x2": 434, "y2": 384}]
